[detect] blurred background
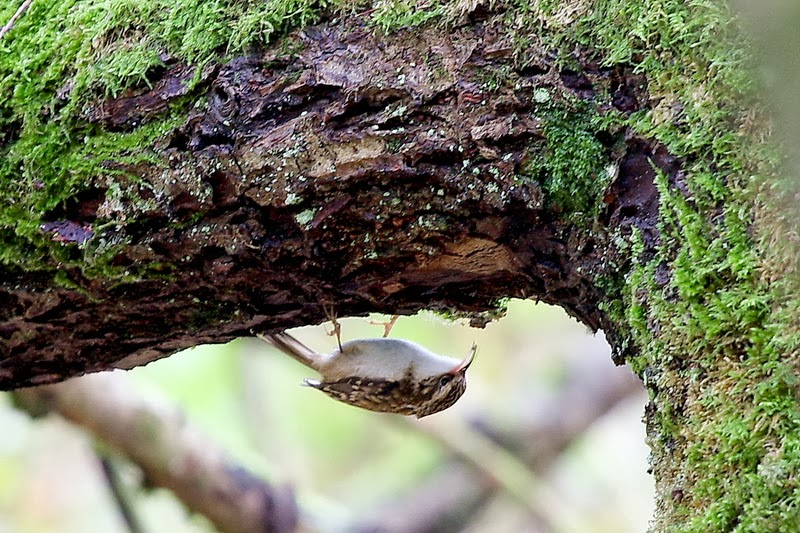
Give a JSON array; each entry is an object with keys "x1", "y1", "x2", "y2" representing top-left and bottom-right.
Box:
[{"x1": 0, "y1": 300, "x2": 652, "y2": 532}]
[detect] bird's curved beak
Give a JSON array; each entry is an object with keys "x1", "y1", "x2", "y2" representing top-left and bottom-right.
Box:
[{"x1": 450, "y1": 342, "x2": 477, "y2": 373}]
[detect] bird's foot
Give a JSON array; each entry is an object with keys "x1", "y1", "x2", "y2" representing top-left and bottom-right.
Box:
[{"x1": 369, "y1": 315, "x2": 399, "y2": 338}]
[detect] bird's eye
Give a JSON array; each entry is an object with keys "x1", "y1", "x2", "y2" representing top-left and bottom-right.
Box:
[{"x1": 439, "y1": 375, "x2": 453, "y2": 387}]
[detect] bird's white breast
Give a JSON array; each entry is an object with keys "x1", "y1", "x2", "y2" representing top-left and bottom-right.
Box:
[{"x1": 318, "y1": 338, "x2": 461, "y2": 382}]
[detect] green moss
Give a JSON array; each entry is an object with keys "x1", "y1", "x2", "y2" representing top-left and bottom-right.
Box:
[
  {"x1": 433, "y1": 298, "x2": 509, "y2": 325},
  {"x1": 518, "y1": 99, "x2": 614, "y2": 222},
  {"x1": 371, "y1": 0, "x2": 443, "y2": 33},
  {"x1": 0, "y1": 0, "x2": 360, "y2": 277},
  {"x1": 0, "y1": 111, "x2": 183, "y2": 274},
  {"x1": 511, "y1": 0, "x2": 800, "y2": 530},
  {"x1": 627, "y1": 160, "x2": 799, "y2": 529},
  {"x1": 634, "y1": 140, "x2": 795, "y2": 527},
  {"x1": 479, "y1": 64, "x2": 516, "y2": 93}
]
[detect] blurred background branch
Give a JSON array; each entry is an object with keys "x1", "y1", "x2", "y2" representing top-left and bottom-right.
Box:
[
  {"x1": 14, "y1": 373, "x2": 298, "y2": 533},
  {"x1": 95, "y1": 451, "x2": 146, "y2": 533},
  {"x1": 352, "y1": 354, "x2": 642, "y2": 533}
]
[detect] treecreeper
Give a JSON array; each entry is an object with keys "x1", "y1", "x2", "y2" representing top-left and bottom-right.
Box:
[{"x1": 257, "y1": 332, "x2": 476, "y2": 418}]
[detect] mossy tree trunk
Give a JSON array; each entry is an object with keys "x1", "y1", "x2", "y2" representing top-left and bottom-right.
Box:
[{"x1": 1, "y1": 1, "x2": 797, "y2": 530}]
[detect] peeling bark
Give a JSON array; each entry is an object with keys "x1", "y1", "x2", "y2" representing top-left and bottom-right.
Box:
[{"x1": 0, "y1": 18, "x2": 673, "y2": 389}]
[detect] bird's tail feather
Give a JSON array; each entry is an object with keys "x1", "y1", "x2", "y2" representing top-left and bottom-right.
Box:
[{"x1": 257, "y1": 332, "x2": 320, "y2": 371}]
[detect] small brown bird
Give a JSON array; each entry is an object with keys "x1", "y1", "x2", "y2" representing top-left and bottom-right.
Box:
[{"x1": 258, "y1": 332, "x2": 476, "y2": 418}]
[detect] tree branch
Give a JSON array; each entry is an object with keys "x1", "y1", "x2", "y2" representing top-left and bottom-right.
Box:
[
  {"x1": 96, "y1": 451, "x2": 146, "y2": 533},
  {"x1": 0, "y1": 16, "x2": 670, "y2": 389}
]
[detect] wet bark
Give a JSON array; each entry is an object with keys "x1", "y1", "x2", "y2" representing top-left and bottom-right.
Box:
[{"x1": 0, "y1": 18, "x2": 672, "y2": 389}]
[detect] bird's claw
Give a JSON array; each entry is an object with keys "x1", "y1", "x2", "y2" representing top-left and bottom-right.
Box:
[
  {"x1": 323, "y1": 304, "x2": 343, "y2": 351},
  {"x1": 369, "y1": 315, "x2": 399, "y2": 338}
]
